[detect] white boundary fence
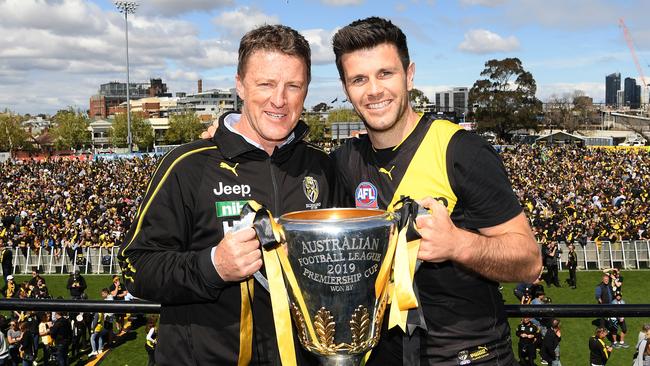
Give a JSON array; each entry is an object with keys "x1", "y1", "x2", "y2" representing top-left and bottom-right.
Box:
[
  {"x1": 9, "y1": 247, "x2": 121, "y2": 275},
  {"x1": 557, "y1": 240, "x2": 650, "y2": 270},
  {"x1": 4, "y1": 240, "x2": 650, "y2": 275}
]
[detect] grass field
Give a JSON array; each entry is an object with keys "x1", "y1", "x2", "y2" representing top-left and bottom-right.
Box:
[{"x1": 7, "y1": 270, "x2": 650, "y2": 365}]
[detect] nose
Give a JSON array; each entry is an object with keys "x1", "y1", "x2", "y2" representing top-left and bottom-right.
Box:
[
  {"x1": 270, "y1": 85, "x2": 287, "y2": 108},
  {"x1": 367, "y1": 77, "x2": 383, "y2": 99}
]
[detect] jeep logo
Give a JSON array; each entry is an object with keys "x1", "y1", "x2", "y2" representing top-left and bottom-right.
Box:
[{"x1": 213, "y1": 182, "x2": 251, "y2": 197}]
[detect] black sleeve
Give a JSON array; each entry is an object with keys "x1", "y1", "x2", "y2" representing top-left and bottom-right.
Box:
[
  {"x1": 448, "y1": 131, "x2": 522, "y2": 229},
  {"x1": 330, "y1": 145, "x2": 355, "y2": 208},
  {"x1": 119, "y1": 149, "x2": 227, "y2": 305}
]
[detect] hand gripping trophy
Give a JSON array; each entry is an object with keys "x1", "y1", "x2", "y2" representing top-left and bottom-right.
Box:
[{"x1": 243, "y1": 199, "x2": 422, "y2": 366}]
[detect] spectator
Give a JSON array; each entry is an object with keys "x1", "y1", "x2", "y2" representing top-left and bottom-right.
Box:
[
  {"x1": 595, "y1": 274, "x2": 614, "y2": 329},
  {"x1": 144, "y1": 315, "x2": 157, "y2": 366},
  {"x1": 603, "y1": 267, "x2": 623, "y2": 293},
  {"x1": 633, "y1": 325, "x2": 650, "y2": 366},
  {"x1": 38, "y1": 312, "x2": 53, "y2": 365},
  {"x1": 0, "y1": 330, "x2": 9, "y2": 366},
  {"x1": 589, "y1": 327, "x2": 613, "y2": 366},
  {"x1": 540, "y1": 318, "x2": 562, "y2": 366},
  {"x1": 66, "y1": 270, "x2": 87, "y2": 300},
  {"x1": 543, "y1": 241, "x2": 560, "y2": 287},
  {"x1": 18, "y1": 322, "x2": 35, "y2": 366},
  {"x1": 516, "y1": 317, "x2": 539, "y2": 366},
  {"x1": 610, "y1": 291, "x2": 629, "y2": 348},
  {"x1": 565, "y1": 243, "x2": 578, "y2": 289},
  {"x1": 6, "y1": 320, "x2": 21, "y2": 366},
  {"x1": 1, "y1": 276, "x2": 16, "y2": 299},
  {"x1": 0, "y1": 245, "x2": 12, "y2": 283},
  {"x1": 88, "y1": 311, "x2": 107, "y2": 358},
  {"x1": 49, "y1": 312, "x2": 72, "y2": 366},
  {"x1": 27, "y1": 270, "x2": 44, "y2": 288}
]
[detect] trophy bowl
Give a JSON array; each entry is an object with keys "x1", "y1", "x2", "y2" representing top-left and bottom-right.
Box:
[{"x1": 278, "y1": 208, "x2": 394, "y2": 366}]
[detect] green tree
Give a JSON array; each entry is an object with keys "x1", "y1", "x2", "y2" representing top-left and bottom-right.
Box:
[
  {"x1": 409, "y1": 88, "x2": 430, "y2": 106},
  {"x1": 51, "y1": 107, "x2": 90, "y2": 150},
  {"x1": 468, "y1": 58, "x2": 542, "y2": 139},
  {"x1": 304, "y1": 113, "x2": 328, "y2": 143},
  {"x1": 326, "y1": 108, "x2": 361, "y2": 123},
  {"x1": 110, "y1": 113, "x2": 154, "y2": 151},
  {"x1": 165, "y1": 112, "x2": 203, "y2": 144},
  {"x1": 0, "y1": 111, "x2": 29, "y2": 151}
]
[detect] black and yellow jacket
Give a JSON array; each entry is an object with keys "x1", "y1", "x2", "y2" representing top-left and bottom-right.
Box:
[
  {"x1": 119, "y1": 112, "x2": 338, "y2": 365},
  {"x1": 333, "y1": 113, "x2": 522, "y2": 366}
]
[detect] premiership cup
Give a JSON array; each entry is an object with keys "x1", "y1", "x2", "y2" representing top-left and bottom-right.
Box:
[{"x1": 276, "y1": 208, "x2": 395, "y2": 366}]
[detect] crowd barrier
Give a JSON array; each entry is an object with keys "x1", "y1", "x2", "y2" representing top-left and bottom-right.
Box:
[
  {"x1": 557, "y1": 240, "x2": 650, "y2": 270},
  {"x1": 9, "y1": 246, "x2": 121, "y2": 275},
  {"x1": 4, "y1": 240, "x2": 650, "y2": 276}
]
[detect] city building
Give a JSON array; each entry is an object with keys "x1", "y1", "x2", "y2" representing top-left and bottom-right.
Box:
[
  {"x1": 169, "y1": 88, "x2": 242, "y2": 121},
  {"x1": 435, "y1": 87, "x2": 469, "y2": 118},
  {"x1": 624, "y1": 77, "x2": 641, "y2": 109},
  {"x1": 89, "y1": 78, "x2": 171, "y2": 119},
  {"x1": 605, "y1": 72, "x2": 621, "y2": 107}
]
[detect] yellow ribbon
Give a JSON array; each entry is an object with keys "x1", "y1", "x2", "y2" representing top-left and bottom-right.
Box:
[{"x1": 237, "y1": 277, "x2": 254, "y2": 366}]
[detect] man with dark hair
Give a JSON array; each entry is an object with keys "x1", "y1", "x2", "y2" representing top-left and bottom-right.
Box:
[
  {"x1": 50, "y1": 311, "x2": 73, "y2": 366},
  {"x1": 0, "y1": 243, "x2": 12, "y2": 283},
  {"x1": 66, "y1": 269, "x2": 87, "y2": 300},
  {"x1": 331, "y1": 16, "x2": 541, "y2": 365},
  {"x1": 119, "y1": 24, "x2": 337, "y2": 365}
]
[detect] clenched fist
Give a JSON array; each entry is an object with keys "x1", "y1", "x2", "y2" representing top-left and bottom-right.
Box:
[{"x1": 213, "y1": 227, "x2": 262, "y2": 282}]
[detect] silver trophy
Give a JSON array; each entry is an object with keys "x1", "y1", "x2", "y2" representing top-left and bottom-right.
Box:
[{"x1": 276, "y1": 208, "x2": 395, "y2": 366}]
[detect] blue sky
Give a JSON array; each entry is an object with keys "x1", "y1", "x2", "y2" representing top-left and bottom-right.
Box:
[{"x1": 1, "y1": 0, "x2": 649, "y2": 114}]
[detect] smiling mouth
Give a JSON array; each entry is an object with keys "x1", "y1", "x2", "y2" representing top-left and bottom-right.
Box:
[
  {"x1": 367, "y1": 100, "x2": 391, "y2": 110},
  {"x1": 265, "y1": 111, "x2": 286, "y2": 119}
]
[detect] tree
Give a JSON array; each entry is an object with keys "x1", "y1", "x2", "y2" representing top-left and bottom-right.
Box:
[
  {"x1": 304, "y1": 113, "x2": 328, "y2": 143},
  {"x1": 51, "y1": 107, "x2": 91, "y2": 150},
  {"x1": 0, "y1": 111, "x2": 29, "y2": 151},
  {"x1": 165, "y1": 112, "x2": 204, "y2": 144},
  {"x1": 468, "y1": 58, "x2": 543, "y2": 139},
  {"x1": 410, "y1": 88, "x2": 430, "y2": 106},
  {"x1": 110, "y1": 113, "x2": 154, "y2": 151},
  {"x1": 545, "y1": 93, "x2": 577, "y2": 133},
  {"x1": 326, "y1": 108, "x2": 361, "y2": 123},
  {"x1": 312, "y1": 102, "x2": 332, "y2": 113}
]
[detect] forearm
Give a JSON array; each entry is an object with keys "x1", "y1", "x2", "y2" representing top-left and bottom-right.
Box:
[
  {"x1": 123, "y1": 246, "x2": 228, "y2": 304},
  {"x1": 452, "y1": 227, "x2": 541, "y2": 283}
]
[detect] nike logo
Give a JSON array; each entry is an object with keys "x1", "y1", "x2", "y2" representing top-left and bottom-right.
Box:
[
  {"x1": 379, "y1": 166, "x2": 395, "y2": 180},
  {"x1": 219, "y1": 162, "x2": 239, "y2": 177}
]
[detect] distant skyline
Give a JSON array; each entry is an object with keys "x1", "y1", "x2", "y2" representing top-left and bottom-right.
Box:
[{"x1": 1, "y1": 0, "x2": 649, "y2": 114}]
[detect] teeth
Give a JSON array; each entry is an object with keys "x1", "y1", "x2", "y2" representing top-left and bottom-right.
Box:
[
  {"x1": 367, "y1": 100, "x2": 390, "y2": 109},
  {"x1": 266, "y1": 112, "x2": 285, "y2": 119}
]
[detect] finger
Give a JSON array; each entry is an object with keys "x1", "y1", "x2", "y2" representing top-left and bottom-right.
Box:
[{"x1": 231, "y1": 227, "x2": 257, "y2": 241}]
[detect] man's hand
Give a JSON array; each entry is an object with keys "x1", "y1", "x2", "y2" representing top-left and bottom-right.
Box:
[
  {"x1": 414, "y1": 197, "x2": 464, "y2": 263},
  {"x1": 213, "y1": 227, "x2": 262, "y2": 282},
  {"x1": 200, "y1": 121, "x2": 219, "y2": 139}
]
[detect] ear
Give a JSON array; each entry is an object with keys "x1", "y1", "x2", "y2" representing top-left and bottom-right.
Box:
[
  {"x1": 406, "y1": 62, "x2": 415, "y2": 91},
  {"x1": 235, "y1": 74, "x2": 245, "y2": 100}
]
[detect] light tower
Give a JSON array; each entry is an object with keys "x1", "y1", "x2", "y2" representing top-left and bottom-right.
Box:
[{"x1": 115, "y1": 1, "x2": 138, "y2": 152}]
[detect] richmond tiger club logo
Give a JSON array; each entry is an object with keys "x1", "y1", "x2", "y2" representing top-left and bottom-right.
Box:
[
  {"x1": 355, "y1": 181, "x2": 378, "y2": 208},
  {"x1": 303, "y1": 176, "x2": 321, "y2": 209}
]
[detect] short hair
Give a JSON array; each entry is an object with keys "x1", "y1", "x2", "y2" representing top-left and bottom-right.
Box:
[
  {"x1": 332, "y1": 16, "x2": 410, "y2": 80},
  {"x1": 237, "y1": 24, "x2": 311, "y2": 83},
  {"x1": 595, "y1": 327, "x2": 608, "y2": 335}
]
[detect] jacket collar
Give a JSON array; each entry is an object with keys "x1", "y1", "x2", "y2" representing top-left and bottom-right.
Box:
[{"x1": 212, "y1": 111, "x2": 309, "y2": 162}]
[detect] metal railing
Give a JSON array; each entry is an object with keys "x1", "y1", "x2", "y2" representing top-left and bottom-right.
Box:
[
  {"x1": 0, "y1": 300, "x2": 648, "y2": 318},
  {"x1": 10, "y1": 246, "x2": 121, "y2": 275}
]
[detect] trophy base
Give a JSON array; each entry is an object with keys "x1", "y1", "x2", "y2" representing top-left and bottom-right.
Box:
[{"x1": 317, "y1": 354, "x2": 363, "y2": 366}]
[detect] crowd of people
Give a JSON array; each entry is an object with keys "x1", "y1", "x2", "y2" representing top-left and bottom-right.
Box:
[
  {"x1": 0, "y1": 157, "x2": 158, "y2": 261},
  {"x1": 502, "y1": 144, "x2": 650, "y2": 244},
  {"x1": 0, "y1": 271, "x2": 157, "y2": 366}
]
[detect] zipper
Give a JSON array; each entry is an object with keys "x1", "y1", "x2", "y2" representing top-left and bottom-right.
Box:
[{"x1": 267, "y1": 158, "x2": 280, "y2": 214}]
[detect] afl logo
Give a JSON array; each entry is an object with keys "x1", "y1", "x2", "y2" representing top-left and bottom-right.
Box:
[{"x1": 355, "y1": 182, "x2": 378, "y2": 208}]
